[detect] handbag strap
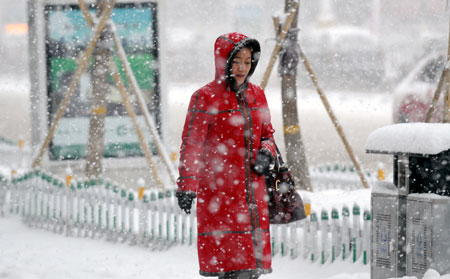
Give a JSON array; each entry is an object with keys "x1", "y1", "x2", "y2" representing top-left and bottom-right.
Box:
[{"x1": 274, "y1": 144, "x2": 286, "y2": 168}]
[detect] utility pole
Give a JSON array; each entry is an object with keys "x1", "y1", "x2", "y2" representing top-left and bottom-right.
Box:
[
  {"x1": 279, "y1": 0, "x2": 312, "y2": 191},
  {"x1": 85, "y1": 0, "x2": 113, "y2": 178}
]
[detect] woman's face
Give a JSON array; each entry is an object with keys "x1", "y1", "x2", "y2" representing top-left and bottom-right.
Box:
[{"x1": 231, "y1": 47, "x2": 252, "y2": 87}]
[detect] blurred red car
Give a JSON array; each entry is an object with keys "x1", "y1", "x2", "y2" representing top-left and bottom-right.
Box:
[{"x1": 392, "y1": 51, "x2": 445, "y2": 123}]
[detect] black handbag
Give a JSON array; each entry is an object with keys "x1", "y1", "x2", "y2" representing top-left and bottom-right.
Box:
[{"x1": 265, "y1": 146, "x2": 306, "y2": 224}]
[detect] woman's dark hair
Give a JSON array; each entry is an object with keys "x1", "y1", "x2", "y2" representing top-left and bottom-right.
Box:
[{"x1": 225, "y1": 37, "x2": 261, "y2": 91}]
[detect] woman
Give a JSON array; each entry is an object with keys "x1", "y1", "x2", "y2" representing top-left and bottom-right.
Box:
[{"x1": 176, "y1": 32, "x2": 277, "y2": 279}]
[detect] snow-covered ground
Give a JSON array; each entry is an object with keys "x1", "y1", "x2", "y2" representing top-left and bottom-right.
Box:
[
  {"x1": 0, "y1": 217, "x2": 371, "y2": 279},
  {"x1": 1, "y1": 188, "x2": 448, "y2": 279},
  {"x1": 0, "y1": 80, "x2": 396, "y2": 279},
  {"x1": 0, "y1": 77, "x2": 391, "y2": 278},
  {"x1": 2, "y1": 81, "x2": 450, "y2": 279},
  {"x1": 0, "y1": 189, "x2": 372, "y2": 279}
]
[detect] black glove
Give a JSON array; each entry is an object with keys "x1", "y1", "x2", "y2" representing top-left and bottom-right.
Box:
[
  {"x1": 176, "y1": 191, "x2": 196, "y2": 214},
  {"x1": 253, "y1": 148, "x2": 275, "y2": 176}
]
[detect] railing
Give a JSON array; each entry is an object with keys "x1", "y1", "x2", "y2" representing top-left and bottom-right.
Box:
[
  {"x1": 0, "y1": 138, "x2": 382, "y2": 193},
  {"x1": 0, "y1": 136, "x2": 15, "y2": 146},
  {"x1": 270, "y1": 204, "x2": 371, "y2": 264},
  {"x1": 310, "y1": 162, "x2": 379, "y2": 191},
  {"x1": 0, "y1": 169, "x2": 371, "y2": 265}
]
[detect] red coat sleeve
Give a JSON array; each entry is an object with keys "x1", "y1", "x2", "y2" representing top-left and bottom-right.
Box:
[
  {"x1": 258, "y1": 87, "x2": 277, "y2": 158},
  {"x1": 177, "y1": 89, "x2": 213, "y2": 193}
]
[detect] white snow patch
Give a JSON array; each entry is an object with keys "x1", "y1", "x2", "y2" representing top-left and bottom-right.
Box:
[
  {"x1": 372, "y1": 181, "x2": 398, "y2": 195},
  {"x1": 408, "y1": 193, "x2": 450, "y2": 201},
  {"x1": 423, "y1": 269, "x2": 442, "y2": 279},
  {"x1": 1, "y1": 190, "x2": 450, "y2": 279},
  {"x1": 366, "y1": 123, "x2": 450, "y2": 155},
  {"x1": 0, "y1": 76, "x2": 30, "y2": 96}
]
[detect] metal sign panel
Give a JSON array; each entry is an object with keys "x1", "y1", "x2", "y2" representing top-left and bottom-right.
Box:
[
  {"x1": 30, "y1": 1, "x2": 160, "y2": 161},
  {"x1": 406, "y1": 198, "x2": 431, "y2": 277},
  {"x1": 371, "y1": 193, "x2": 406, "y2": 279},
  {"x1": 407, "y1": 195, "x2": 450, "y2": 278}
]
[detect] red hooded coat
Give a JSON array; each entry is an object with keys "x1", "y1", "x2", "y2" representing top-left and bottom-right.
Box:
[{"x1": 177, "y1": 33, "x2": 277, "y2": 276}]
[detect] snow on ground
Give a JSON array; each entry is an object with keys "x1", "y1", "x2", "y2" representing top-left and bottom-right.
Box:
[
  {"x1": 2, "y1": 187, "x2": 449, "y2": 279},
  {"x1": 0, "y1": 79, "x2": 393, "y2": 278},
  {"x1": 0, "y1": 189, "x2": 371, "y2": 279},
  {"x1": 0, "y1": 217, "x2": 369, "y2": 279},
  {"x1": 0, "y1": 77, "x2": 445, "y2": 279}
]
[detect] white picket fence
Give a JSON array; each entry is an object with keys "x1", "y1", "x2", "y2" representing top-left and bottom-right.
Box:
[
  {"x1": 310, "y1": 163, "x2": 378, "y2": 192},
  {"x1": 0, "y1": 137, "x2": 379, "y2": 193},
  {"x1": 0, "y1": 169, "x2": 371, "y2": 265}
]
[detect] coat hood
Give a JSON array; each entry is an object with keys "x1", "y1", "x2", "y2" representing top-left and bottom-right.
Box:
[{"x1": 214, "y1": 32, "x2": 261, "y2": 84}]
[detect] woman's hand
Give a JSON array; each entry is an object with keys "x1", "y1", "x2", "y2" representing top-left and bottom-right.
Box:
[
  {"x1": 176, "y1": 191, "x2": 197, "y2": 214},
  {"x1": 252, "y1": 148, "x2": 275, "y2": 176}
]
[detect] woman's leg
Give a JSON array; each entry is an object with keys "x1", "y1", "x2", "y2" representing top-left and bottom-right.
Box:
[
  {"x1": 218, "y1": 271, "x2": 239, "y2": 279},
  {"x1": 218, "y1": 271, "x2": 260, "y2": 279}
]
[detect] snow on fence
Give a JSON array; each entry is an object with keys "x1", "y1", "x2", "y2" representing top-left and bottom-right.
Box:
[
  {"x1": 0, "y1": 137, "x2": 31, "y2": 171},
  {"x1": 0, "y1": 170, "x2": 371, "y2": 265},
  {"x1": 310, "y1": 163, "x2": 379, "y2": 191}
]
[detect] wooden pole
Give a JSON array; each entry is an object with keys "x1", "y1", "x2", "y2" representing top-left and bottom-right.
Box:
[
  {"x1": 425, "y1": 69, "x2": 446, "y2": 122},
  {"x1": 78, "y1": 0, "x2": 94, "y2": 26},
  {"x1": 77, "y1": 0, "x2": 176, "y2": 186},
  {"x1": 77, "y1": 0, "x2": 177, "y2": 186},
  {"x1": 445, "y1": 70, "x2": 450, "y2": 123},
  {"x1": 85, "y1": 0, "x2": 113, "y2": 178},
  {"x1": 446, "y1": 20, "x2": 450, "y2": 123},
  {"x1": 297, "y1": 44, "x2": 370, "y2": 189},
  {"x1": 110, "y1": 60, "x2": 164, "y2": 188},
  {"x1": 448, "y1": 81, "x2": 450, "y2": 123},
  {"x1": 272, "y1": 16, "x2": 281, "y2": 37},
  {"x1": 278, "y1": 0, "x2": 312, "y2": 191},
  {"x1": 425, "y1": 19, "x2": 450, "y2": 123},
  {"x1": 110, "y1": 28, "x2": 178, "y2": 186},
  {"x1": 260, "y1": 0, "x2": 299, "y2": 90},
  {"x1": 32, "y1": 1, "x2": 115, "y2": 169}
]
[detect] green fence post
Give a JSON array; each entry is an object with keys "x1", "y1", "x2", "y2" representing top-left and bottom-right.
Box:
[
  {"x1": 150, "y1": 191, "x2": 157, "y2": 244},
  {"x1": 104, "y1": 181, "x2": 111, "y2": 235},
  {"x1": 141, "y1": 190, "x2": 150, "y2": 246},
  {"x1": 165, "y1": 189, "x2": 172, "y2": 244},
  {"x1": 342, "y1": 206, "x2": 350, "y2": 261},
  {"x1": 331, "y1": 208, "x2": 341, "y2": 263},
  {"x1": 157, "y1": 191, "x2": 164, "y2": 247},
  {"x1": 321, "y1": 210, "x2": 329, "y2": 264},
  {"x1": 120, "y1": 187, "x2": 127, "y2": 241},
  {"x1": 352, "y1": 204, "x2": 361, "y2": 263},
  {"x1": 108, "y1": 184, "x2": 120, "y2": 242},
  {"x1": 363, "y1": 209, "x2": 371, "y2": 265},
  {"x1": 128, "y1": 190, "x2": 137, "y2": 245},
  {"x1": 280, "y1": 224, "x2": 288, "y2": 257},
  {"x1": 310, "y1": 212, "x2": 318, "y2": 262}
]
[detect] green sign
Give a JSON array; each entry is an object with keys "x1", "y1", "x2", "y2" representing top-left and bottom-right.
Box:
[
  {"x1": 44, "y1": 2, "x2": 160, "y2": 160},
  {"x1": 52, "y1": 116, "x2": 156, "y2": 159}
]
